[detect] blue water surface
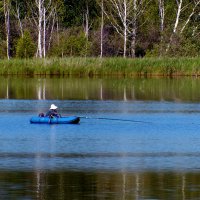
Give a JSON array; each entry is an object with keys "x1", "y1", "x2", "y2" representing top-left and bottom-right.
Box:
[{"x1": 0, "y1": 99, "x2": 200, "y2": 172}]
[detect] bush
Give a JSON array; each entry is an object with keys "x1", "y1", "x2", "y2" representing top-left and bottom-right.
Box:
[
  {"x1": 146, "y1": 33, "x2": 200, "y2": 57},
  {"x1": 49, "y1": 30, "x2": 91, "y2": 57},
  {"x1": 16, "y1": 31, "x2": 36, "y2": 58},
  {"x1": 0, "y1": 40, "x2": 8, "y2": 58}
]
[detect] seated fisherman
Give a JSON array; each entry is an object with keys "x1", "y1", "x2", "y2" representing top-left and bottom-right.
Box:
[{"x1": 45, "y1": 104, "x2": 61, "y2": 118}]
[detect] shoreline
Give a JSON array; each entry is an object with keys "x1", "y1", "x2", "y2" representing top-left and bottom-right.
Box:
[{"x1": 0, "y1": 57, "x2": 200, "y2": 77}]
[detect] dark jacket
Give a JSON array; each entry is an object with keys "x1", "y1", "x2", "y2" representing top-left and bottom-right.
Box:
[{"x1": 45, "y1": 109, "x2": 60, "y2": 118}]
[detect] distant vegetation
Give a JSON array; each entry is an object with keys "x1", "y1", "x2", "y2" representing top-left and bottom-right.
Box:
[
  {"x1": 1, "y1": 0, "x2": 200, "y2": 77},
  {"x1": 1, "y1": 57, "x2": 200, "y2": 77},
  {"x1": 0, "y1": 0, "x2": 200, "y2": 59}
]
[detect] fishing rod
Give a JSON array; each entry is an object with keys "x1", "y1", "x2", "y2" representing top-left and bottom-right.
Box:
[{"x1": 79, "y1": 116, "x2": 152, "y2": 124}]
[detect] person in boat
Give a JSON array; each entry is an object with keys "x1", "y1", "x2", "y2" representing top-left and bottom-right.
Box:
[{"x1": 45, "y1": 104, "x2": 61, "y2": 118}]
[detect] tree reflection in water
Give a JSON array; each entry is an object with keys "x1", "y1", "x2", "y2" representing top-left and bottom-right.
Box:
[
  {"x1": 1, "y1": 76, "x2": 200, "y2": 199},
  {"x1": 0, "y1": 171, "x2": 199, "y2": 199},
  {"x1": 1, "y1": 76, "x2": 200, "y2": 101}
]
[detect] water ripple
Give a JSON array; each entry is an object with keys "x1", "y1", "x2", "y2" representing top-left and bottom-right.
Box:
[{"x1": 0, "y1": 152, "x2": 200, "y2": 158}]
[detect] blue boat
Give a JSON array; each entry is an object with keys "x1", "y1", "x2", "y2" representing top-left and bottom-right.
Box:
[{"x1": 30, "y1": 116, "x2": 80, "y2": 124}]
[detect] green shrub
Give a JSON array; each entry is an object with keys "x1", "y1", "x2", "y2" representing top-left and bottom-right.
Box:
[
  {"x1": 16, "y1": 31, "x2": 36, "y2": 58},
  {"x1": 147, "y1": 33, "x2": 200, "y2": 57},
  {"x1": 0, "y1": 40, "x2": 8, "y2": 58},
  {"x1": 49, "y1": 31, "x2": 91, "y2": 57}
]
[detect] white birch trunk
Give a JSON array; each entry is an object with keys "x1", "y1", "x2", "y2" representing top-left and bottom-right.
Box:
[
  {"x1": 131, "y1": 0, "x2": 137, "y2": 58},
  {"x1": 56, "y1": 13, "x2": 59, "y2": 44},
  {"x1": 166, "y1": 0, "x2": 182, "y2": 52},
  {"x1": 43, "y1": 7, "x2": 46, "y2": 58},
  {"x1": 84, "y1": 2, "x2": 89, "y2": 41},
  {"x1": 123, "y1": 0, "x2": 127, "y2": 58},
  {"x1": 37, "y1": 0, "x2": 43, "y2": 58},
  {"x1": 158, "y1": 0, "x2": 164, "y2": 55},
  {"x1": 104, "y1": 0, "x2": 151, "y2": 57},
  {"x1": 180, "y1": 0, "x2": 200, "y2": 34},
  {"x1": 4, "y1": 0, "x2": 11, "y2": 60},
  {"x1": 100, "y1": 0, "x2": 104, "y2": 58},
  {"x1": 48, "y1": 10, "x2": 56, "y2": 51},
  {"x1": 173, "y1": 0, "x2": 182, "y2": 34},
  {"x1": 158, "y1": 0, "x2": 164, "y2": 33},
  {"x1": 6, "y1": 7, "x2": 10, "y2": 59},
  {"x1": 16, "y1": 4, "x2": 24, "y2": 37},
  {"x1": 104, "y1": 0, "x2": 134, "y2": 58},
  {"x1": 34, "y1": 0, "x2": 54, "y2": 57}
]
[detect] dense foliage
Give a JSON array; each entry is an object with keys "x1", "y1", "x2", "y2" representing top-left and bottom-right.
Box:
[
  {"x1": 0, "y1": 0, "x2": 200, "y2": 59},
  {"x1": 16, "y1": 31, "x2": 35, "y2": 58}
]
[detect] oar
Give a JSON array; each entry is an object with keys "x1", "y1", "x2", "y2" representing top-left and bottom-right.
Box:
[{"x1": 79, "y1": 116, "x2": 152, "y2": 124}]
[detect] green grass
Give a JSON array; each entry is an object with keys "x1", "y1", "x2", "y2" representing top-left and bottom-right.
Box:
[{"x1": 0, "y1": 57, "x2": 200, "y2": 77}]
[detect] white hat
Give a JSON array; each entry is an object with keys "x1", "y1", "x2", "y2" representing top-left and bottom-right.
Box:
[{"x1": 50, "y1": 104, "x2": 58, "y2": 110}]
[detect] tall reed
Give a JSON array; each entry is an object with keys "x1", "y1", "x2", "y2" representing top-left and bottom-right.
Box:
[{"x1": 0, "y1": 57, "x2": 200, "y2": 77}]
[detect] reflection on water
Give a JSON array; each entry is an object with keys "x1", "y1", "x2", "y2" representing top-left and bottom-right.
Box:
[
  {"x1": 1, "y1": 76, "x2": 200, "y2": 101},
  {"x1": 1, "y1": 76, "x2": 200, "y2": 199},
  {"x1": 1, "y1": 171, "x2": 200, "y2": 199},
  {"x1": 0, "y1": 99, "x2": 200, "y2": 198}
]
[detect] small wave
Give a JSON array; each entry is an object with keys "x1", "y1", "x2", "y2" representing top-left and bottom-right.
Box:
[{"x1": 0, "y1": 152, "x2": 200, "y2": 159}]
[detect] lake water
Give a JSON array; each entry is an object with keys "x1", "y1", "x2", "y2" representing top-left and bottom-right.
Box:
[{"x1": 1, "y1": 76, "x2": 200, "y2": 199}]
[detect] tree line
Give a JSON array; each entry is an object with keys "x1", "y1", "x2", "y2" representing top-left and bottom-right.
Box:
[{"x1": 1, "y1": 0, "x2": 200, "y2": 59}]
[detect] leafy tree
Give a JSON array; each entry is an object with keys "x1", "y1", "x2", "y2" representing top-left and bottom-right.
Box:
[
  {"x1": 16, "y1": 30, "x2": 35, "y2": 58},
  {"x1": 63, "y1": 0, "x2": 98, "y2": 27},
  {"x1": 0, "y1": 0, "x2": 199, "y2": 58},
  {"x1": 49, "y1": 29, "x2": 91, "y2": 57}
]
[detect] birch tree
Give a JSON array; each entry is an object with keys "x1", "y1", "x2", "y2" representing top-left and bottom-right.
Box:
[
  {"x1": 32, "y1": 0, "x2": 57, "y2": 58},
  {"x1": 158, "y1": 0, "x2": 164, "y2": 33},
  {"x1": 14, "y1": 1, "x2": 24, "y2": 37},
  {"x1": 180, "y1": 0, "x2": 200, "y2": 34},
  {"x1": 100, "y1": 0, "x2": 104, "y2": 58},
  {"x1": 83, "y1": 1, "x2": 90, "y2": 40},
  {"x1": 130, "y1": 0, "x2": 151, "y2": 57},
  {"x1": 129, "y1": 0, "x2": 152, "y2": 57},
  {"x1": 158, "y1": 0, "x2": 164, "y2": 39},
  {"x1": 130, "y1": 0, "x2": 137, "y2": 58},
  {"x1": 3, "y1": 0, "x2": 11, "y2": 59},
  {"x1": 157, "y1": 0, "x2": 165, "y2": 55},
  {"x1": 83, "y1": 1, "x2": 90, "y2": 55},
  {"x1": 165, "y1": 0, "x2": 183, "y2": 52},
  {"x1": 104, "y1": 0, "x2": 150, "y2": 58},
  {"x1": 104, "y1": 0, "x2": 131, "y2": 57},
  {"x1": 95, "y1": 0, "x2": 105, "y2": 57},
  {"x1": 83, "y1": 0, "x2": 97, "y2": 56},
  {"x1": 166, "y1": 0, "x2": 200, "y2": 52},
  {"x1": 35, "y1": 0, "x2": 43, "y2": 58}
]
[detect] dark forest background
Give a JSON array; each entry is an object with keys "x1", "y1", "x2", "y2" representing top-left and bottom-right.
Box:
[{"x1": 1, "y1": 0, "x2": 200, "y2": 59}]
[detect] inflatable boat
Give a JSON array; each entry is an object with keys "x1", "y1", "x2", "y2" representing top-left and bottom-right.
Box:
[{"x1": 30, "y1": 116, "x2": 80, "y2": 124}]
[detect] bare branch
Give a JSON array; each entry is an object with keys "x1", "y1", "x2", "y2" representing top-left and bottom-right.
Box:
[{"x1": 180, "y1": 0, "x2": 200, "y2": 33}]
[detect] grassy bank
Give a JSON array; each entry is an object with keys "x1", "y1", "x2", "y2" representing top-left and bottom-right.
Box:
[{"x1": 0, "y1": 57, "x2": 200, "y2": 77}]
